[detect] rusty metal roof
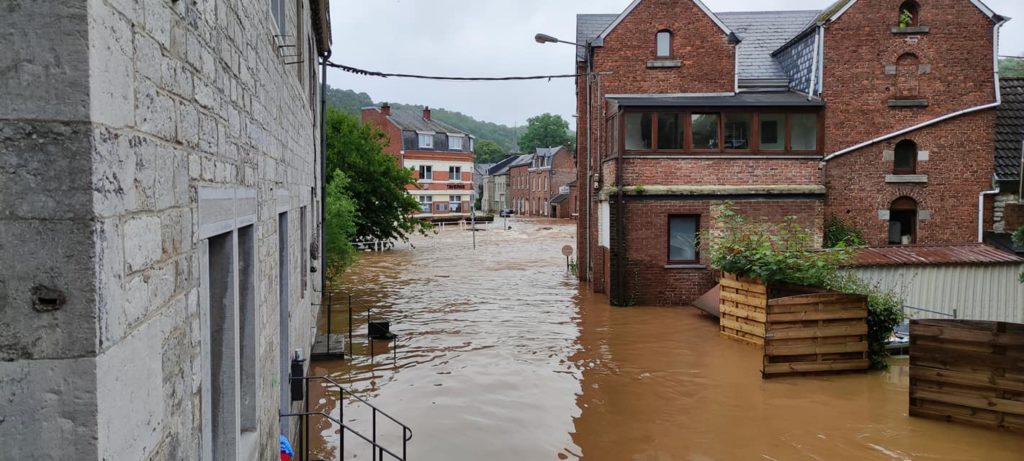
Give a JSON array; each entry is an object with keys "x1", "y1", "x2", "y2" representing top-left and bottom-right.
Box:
[{"x1": 849, "y1": 244, "x2": 1024, "y2": 267}]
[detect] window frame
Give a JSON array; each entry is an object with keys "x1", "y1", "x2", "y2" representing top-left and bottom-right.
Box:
[
  {"x1": 449, "y1": 166, "x2": 462, "y2": 182},
  {"x1": 418, "y1": 165, "x2": 433, "y2": 181},
  {"x1": 898, "y1": 1, "x2": 920, "y2": 27},
  {"x1": 893, "y1": 140, "x2": 918, "y2": 174},
  {"x1": 620, "y1": 109, "x2": 822, "y2": 155},
  {"x1": 667, "y1": 214, "x2": 701, "y2": 264},
  {"x1": 418, "y1": 133, "x2": 435, "y2": 149},
  {"x1": 656, "y1": 30, "x2": 673, "y2": 58},
  {"x1": 449, "y1": 135, "x2": 464, "y2": 151},
  {"x1": 888, "y1": 197, "x2": 918, "y2": 245}
]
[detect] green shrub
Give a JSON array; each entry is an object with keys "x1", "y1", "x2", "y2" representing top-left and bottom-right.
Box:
[
  {"x1": 824, "y1": 273, "x2": 905, "y2": 369},
  {"x1": 708, "y1": 203, "x2": 904, "y2": 369},
  {"x1": 824, "y1": 215, "x2": 866, "y2": 248}
]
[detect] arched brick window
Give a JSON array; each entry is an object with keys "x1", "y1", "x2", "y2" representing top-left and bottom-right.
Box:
[
  {"x1": 656, "y1": 30, "x2": 672, "y2": 57},
  {"x1": 894, "y1": 140, "x2": 917, "y2": 174},
  {"x1": 899, "y1": 1, "x2": 920, "y2": 28},
  {"x1": 888, "y1": 197, "x2": 918, "y2": 245},
  {"x1": 896, "y1": 53, "x2": 921, "y2": 99}
]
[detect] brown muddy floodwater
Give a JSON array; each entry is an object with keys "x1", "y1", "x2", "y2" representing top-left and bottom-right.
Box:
[{"x1": 309, "y1": 219, "x2": 1022, "y2": 461}]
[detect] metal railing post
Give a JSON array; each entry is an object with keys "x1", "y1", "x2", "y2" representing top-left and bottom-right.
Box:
[
  {"x1": 372, "y1": 409, "x2": 378, "y2": 461},
  {"x1": 327, "y1": 292, "x2": 333, "y2": 355},
  {"x1": 348, "y1": 294, "x2": 353, "y2": 357},
  {"x1": 304, "y1": 377, "x2": 310, "y2": 461}
]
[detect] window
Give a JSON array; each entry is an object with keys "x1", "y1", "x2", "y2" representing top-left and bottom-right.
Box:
[
  {"x1": 790, "y1": 113, "x2": 817, "y2": 151},
  {"x1": 691, "y1": 113, "x2": 720, "y2": 150},
  {"x1": 657, "y1": 113, "x2": 683, "y2": 150},
  {"x1": 656, "y1": 30, "x2": 672, "y2": 57},
  {"x1": 625, "y1": 112, "x2": 653, "y2": 150},
  {"x1": 437, "y1": 202, "x2": 449, "y2": 212},
  {"x1": 450, "y1": 195, "x2": 462, "y2": 213},
  {"x1": 208, "y1": 232, "x2": 237, "y2": 460},
  {"x1": 759, "y1": 113, "x2": 785, "y2": 151},
  {"x1": 418, "y1": 133, "x2": 434, "y2": 149},
  {"x1": 449, "y1": 166, "x2": 462, "y2": 181},
  {"x1": 668, "y1": 216, "x2": 699, "y2": 263},
  {"x1": 898, "y1": 1, "x2": 919, "y2": 27},
  {"x1": 894, "y1": 140, "x2": 917, "y2": 174},
  {"x1": 449, "y1": 135, "x2": 464, "y2": 151},
  {"x1": 724, "y1": 113, "x2": 752, "y2": 150},
  {"x1": 271, "y1": 0, "x2": 286, "y2": 37},
  {"x1": 419, "y1": 196, "x2": 432, "y2": 213},
  {"x1": 888, "y1": 197, "x2": 918, "y2": 244}
]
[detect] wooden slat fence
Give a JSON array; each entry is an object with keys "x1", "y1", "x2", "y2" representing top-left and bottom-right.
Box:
[{"x1": 909, "y1": 319, "x2": 1024, "y2": 433}]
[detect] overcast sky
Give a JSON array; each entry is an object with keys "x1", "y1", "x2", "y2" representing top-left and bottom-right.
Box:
[{"x1": 327, "y1": 0, "x2": 1024, "y2": 129}]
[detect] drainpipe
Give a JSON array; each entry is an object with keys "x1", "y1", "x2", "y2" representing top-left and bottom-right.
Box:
[
  {"x1": 980, "y1": 187, "x2": 1000, "y2": 242},
  {"x1": 320, "y1": 49, "x2": 331, "y2": 295},
  {"x1": 585, "y1": 42, "x2": 594, "y2": 283},
  {"x1": 822, "y1": 17, "x2": 1006, "y2": 162}
]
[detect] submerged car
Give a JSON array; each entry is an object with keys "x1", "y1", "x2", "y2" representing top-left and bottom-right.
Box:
[{"x1": 499, "y1": 209, "x2": 515, "y2": 217}]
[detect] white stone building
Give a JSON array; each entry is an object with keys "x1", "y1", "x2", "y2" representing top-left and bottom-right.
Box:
[{"x1": 0, "y1": 0, "x2": 331, "y2": 459}]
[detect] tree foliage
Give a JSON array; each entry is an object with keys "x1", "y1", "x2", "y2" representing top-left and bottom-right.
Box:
[
  {"x1": 1000, "y1": 58, "x2": 1024, "y2": 78},
  {"x1": 474, "y1": 139, "x2": 506, "y2": 164},
  {"x1": 325, "y1": 108, "x2": 429, "y2": 243},
  {"x1": 824, "y1": 215, "x2": 866, "y2": 248},
  {"x1": 324, "y1": 170, "x2": 358, "y2": 276},
  {"x1": 518, "y1": 113, "x2": 576, "y2": 154}
]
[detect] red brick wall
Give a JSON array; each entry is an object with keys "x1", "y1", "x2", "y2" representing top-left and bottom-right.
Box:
[
  {"x1": 622, "y1": 158, "x2": 822, "y2": 186},
  {"x1": 360, "y1": 108, "x2": 403, "y2": 158},
  {"x1": 822, "y1": 0, "x2": 996, "y2": 152},
  {"x1": 616, "y1": 198, "x2": 824, "y2": 306},
  {"x1": 509, "y1": 165, "x2": 530, "y2": 213}
]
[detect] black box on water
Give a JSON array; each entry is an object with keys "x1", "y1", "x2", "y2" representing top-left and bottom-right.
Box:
[{"x1": 368, "y1": 320, "x2": 396, "y2": 340}]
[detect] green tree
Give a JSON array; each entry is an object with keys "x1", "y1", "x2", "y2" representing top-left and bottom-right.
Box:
[
  {"x1": 325, "y1": 108, "x2": 429, "y2": 242},
  {"x1": 324, "y1": 170, "x2": 358, "y2": 276},
  {"x1": 1000, "y1": 58, "x2": 1024, "y2": 78},
  {"x1": 518, "y1": 113, "x2": 576, "y2": 154},
  {"x1": 474, "y1": 139, "x2": 505, "y2": 163}
]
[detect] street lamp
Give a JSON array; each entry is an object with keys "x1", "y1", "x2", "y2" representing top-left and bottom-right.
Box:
[{"x1": 535, "y1": 32, "x2": 594, "y2": 282}]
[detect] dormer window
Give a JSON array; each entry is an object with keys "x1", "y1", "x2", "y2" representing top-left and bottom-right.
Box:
[
  {"x1": 898, "y1": 1, "x2": 919, "y2": 28},
  {"x1": 893, "y1": 140, "x2": 917, "y2": 174},
  {"x1": 418, "y1": 132, "x2": 434, "y2": 149},
  {"x1": 449, "y1": 135, "x2": 464, "y2": 151},
  {"x1": 656, "y1": 30, "x2": 672, "y2": 57}
]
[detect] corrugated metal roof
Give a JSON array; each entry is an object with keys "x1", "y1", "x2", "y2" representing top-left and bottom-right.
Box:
[
  {"x1": 850, "y1": 244, "x2": 1024, "y2": 267},
  {"x1": 718, "y1": 10, "x2": 820, "y2": 81},
  {"x1": 608, "y1": 91, "x2": 823, "y2": 107},
  {"x1": 996, "y1": 77, "x2": 1024, "y2": 181}
]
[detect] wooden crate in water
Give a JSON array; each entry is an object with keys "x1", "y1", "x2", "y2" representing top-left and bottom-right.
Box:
[
  {"x1": 909, "y1": 319, "x2": 1024, "y2": 433},
  {"x1": 719, "y1": 273, "x2": 870, "y2": 377}
]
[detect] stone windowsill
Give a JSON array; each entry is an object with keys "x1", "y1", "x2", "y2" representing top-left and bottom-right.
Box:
[
  {"x1": 888, "y1": 99, "x2": 929, "y2": 107},
  {"x1": 891, "y1": 26, "x2": 930, "y2": 34},
  {"x1": 664, "y1": 264, "x2": 706, "y2": 269},
  {"x1": 885, "y1": 174, "x2": 928, "y2": 183},
  {"x1": 647, "y1": 59, "x2": 682, "y2": 69}
]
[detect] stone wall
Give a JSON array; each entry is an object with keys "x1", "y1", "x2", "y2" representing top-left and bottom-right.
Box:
[{"x1": 1, "y1": 0, "x2": 325, "y2": 459}]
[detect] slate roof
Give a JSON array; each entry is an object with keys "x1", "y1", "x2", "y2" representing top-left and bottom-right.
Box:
[
  {"x1": 384, "y1": 107, "x2": 468, "y2": 135},
  {"x1": 487, "y1": 155, "x2": 521, "y2": 176},
  {"x1": 549, "y1": 193, "x2": 571, "y2": 204},
  {"x1": 576, "y1": 14, "x2": 617, "y2": 62},
  {"x1": 717, "y1": 11, "x2": 820, "y2": 81},
  {"x1": 535, "y1": 146, "x2": 565, "y2": 158},
  {"x1": 996, "y1": 78, "x2": 1024, "y2": 181},
  {"x1": 509, "y1": 154, "x2": 534, "y2": 168}
]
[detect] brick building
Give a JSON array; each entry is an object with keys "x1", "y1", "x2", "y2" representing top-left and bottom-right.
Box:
[
  {"x1": 362, "y1": 104, "x2": 476, "y2": 217},
  {"x1": 993, "y1": 78, "x2": 1023, "y2": 235},
  {"x1": 574, "y1": 0, "x2": 1009, "y2": 306},
  {"x1": 508, "y1": 154, "x2": 534, "y2": 214},
  {"x1": 1, "y1": 0, "x2": 331, "y2": 459},
  {"x1": 524, "y1": 146, "x2": 577, "y2": 217}
]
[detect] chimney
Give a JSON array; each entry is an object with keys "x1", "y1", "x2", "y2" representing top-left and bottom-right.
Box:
[
  {"x1": 381, "y1": 102, "x2": 391, "y2": 116},
  {"x1": 422, "y1": 106, "x2": 431, "y2": 121}
]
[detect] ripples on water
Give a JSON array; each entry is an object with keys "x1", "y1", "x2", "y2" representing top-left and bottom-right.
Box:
[{"x1": 310, "y1": 219, "x2": 1023, "y2": 461}]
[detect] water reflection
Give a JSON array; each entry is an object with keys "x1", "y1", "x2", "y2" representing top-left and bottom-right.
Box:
[{"x1": 312, "y1": 219, "x2": 1022, "y2": 460}]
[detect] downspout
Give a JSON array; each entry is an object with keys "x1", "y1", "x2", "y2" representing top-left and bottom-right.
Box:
[
  {"x1": 585, "y1": 42, "x2": 594, "y2": 282},
  {"x1": 807, "y1": 25, "x2": 820, "y2": 100},
  {"x1": 320, "y1": 49, "x2": 331, "y2": 294},
  {"x1": 823, "y1": 17, "x2": 1006, "y2": 162}
]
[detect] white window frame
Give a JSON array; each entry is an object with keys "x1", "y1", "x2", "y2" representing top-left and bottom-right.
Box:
[
  {"x1": 418, "y1": 132, "x2": 435, "y2": 149},
  {"x1": 449, "y1": 166, "x2": 461, "y2": 182},
  {"x1": 419, "y1": 165, "x2": 433, "y2": 181},
  {"x1": 419, "y1": 195, "x2": 432, "y2": 213},
  {"x1": 449, "y1": 134, "x2": 464, "y2": 151}
]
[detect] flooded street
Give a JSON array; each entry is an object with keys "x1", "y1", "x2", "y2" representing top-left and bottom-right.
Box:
[{"x1": 311, "y1": 219, "x2": 1022, "y2": 460}]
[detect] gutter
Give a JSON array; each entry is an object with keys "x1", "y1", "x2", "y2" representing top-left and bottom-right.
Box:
[{"x1": 822, "y1": 17, "x2": 1007, "y2": 162}]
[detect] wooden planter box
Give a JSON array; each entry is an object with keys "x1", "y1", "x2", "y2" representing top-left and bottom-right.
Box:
[{"x1": 719, "y1": 273, "x2": 870, "y2": 377}]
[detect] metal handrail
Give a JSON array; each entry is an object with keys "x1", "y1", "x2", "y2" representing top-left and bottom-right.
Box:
[
  {"x1": 295, "y1": 375, "x2": 412, "y2": 460},
  {"x1": 280, "y1": 411, "x2": 406, "y2": 460},
  {"x1": 902, "y1": 305, "x2": 958, "y2": 319}
]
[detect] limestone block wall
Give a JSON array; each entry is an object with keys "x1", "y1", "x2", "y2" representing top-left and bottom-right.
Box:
[{"x1": 0, "y1": 0, "x2": 325, "y2": 459}]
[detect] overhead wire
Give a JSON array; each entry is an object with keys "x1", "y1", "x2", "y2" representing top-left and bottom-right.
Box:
[{"x1": 324, "y1": 60, "x2": 582, "y2": 81}]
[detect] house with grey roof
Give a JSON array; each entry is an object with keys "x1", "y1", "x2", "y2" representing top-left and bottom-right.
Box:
[
  {"x1": 362, "y1": 104, "x2": 477, "y2": 218},
  {"x1": 573, "y1": 0, "x2": 1012, "y2": 307},
  {"x1": 994, "y1": 77, "x2": 1024, "y2": 233}
]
